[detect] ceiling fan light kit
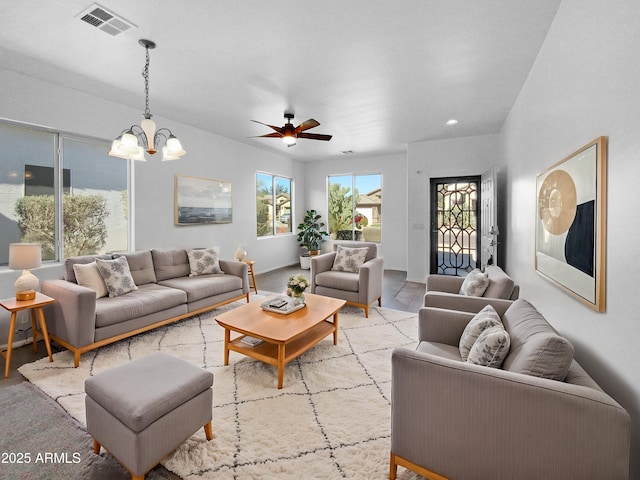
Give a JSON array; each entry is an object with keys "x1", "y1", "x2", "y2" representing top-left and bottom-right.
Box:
[
  {"x1": 251, "y1": 112, "x2": 332, "y2": 147},
  {"x1": 109, "y1": 39, "x2": 185, "y2": 161}
]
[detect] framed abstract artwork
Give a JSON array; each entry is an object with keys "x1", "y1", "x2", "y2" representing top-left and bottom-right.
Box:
[
  {"x1": 535, "y1": 137, "x2": 607, "y2": 312},
  {"x1": 174, "y1": 174, "x2": 232, "y2": 225}
]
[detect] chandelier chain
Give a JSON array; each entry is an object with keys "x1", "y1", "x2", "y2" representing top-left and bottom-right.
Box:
[{"x1": 142, "y1": 46, "x2": 151, "y2": 117}]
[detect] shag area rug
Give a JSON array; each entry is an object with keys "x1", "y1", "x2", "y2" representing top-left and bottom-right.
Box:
[{"x1": 19, "y1": 295, "x2": 420, "y2": 479}]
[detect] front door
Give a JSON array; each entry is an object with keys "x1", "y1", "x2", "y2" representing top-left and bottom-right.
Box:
[{"x1": 430, "y1": 176, "x2": 481, "y2": 275}]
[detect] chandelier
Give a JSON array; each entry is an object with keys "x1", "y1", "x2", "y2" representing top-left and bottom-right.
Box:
[{"x1": 109, "y1": 39, "x2": 185, "y2": 161}]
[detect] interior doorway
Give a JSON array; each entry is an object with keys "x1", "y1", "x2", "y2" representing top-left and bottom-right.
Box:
[{"x1": 430, "y1": 176, "x2": 481, "y2": 275}]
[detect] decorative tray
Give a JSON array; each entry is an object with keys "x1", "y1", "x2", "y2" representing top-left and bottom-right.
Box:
[{"x1": 260, "y1": 295, "x2": 306, "y2": 315}]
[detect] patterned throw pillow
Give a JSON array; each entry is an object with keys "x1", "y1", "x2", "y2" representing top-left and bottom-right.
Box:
[
  {"x1": 467, "y1": 325, "x2": 511, "y2": 368},
  {"x1": 459, "y1": 269, "x2": 490, "y2": 296},
  {"x1": 95, "y1": 256, "x2": 138, "y2": 298},
  {"x1": 331, "y1": 246, "x2": 369, "y2": 273},
  {"x1": 187, "y1": 248, "x2": 222, "y2": 276},
  {"x1": 459, "y1": 305, "x2": 503, "y2": 361},
  {"x1": 73, "y1": 261, "x2": 108, "y2": 299}
]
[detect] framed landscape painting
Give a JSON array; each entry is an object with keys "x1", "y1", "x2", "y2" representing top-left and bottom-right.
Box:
[
  {"x1": 174, "y1": 175, "x2": 232, "y2": 225},
  {"x1": 535, "y1": 136, "x2": 607, "y2": 312}
]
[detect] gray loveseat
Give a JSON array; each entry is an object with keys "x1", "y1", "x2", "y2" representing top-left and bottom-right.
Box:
[
  {"x1": 390, "y1": 298, "x2": 630, "y2": 479},
  {"x1": 42, "y1": 248, "x2": 249, "y2": 367}
]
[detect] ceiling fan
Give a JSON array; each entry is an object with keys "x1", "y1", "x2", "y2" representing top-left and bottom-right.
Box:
[{"x1": 251, "y1": 112, "x2": 332, "y2": 147}]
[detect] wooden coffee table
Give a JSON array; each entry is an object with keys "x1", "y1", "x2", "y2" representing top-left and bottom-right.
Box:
[{"x1": 215, "y1": 293, "x2": 346, "y2": 389}]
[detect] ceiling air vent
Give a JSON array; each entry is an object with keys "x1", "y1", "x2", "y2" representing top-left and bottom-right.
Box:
[{"x1": 77, "y1": 3, "x2": 137, "y2": 36}]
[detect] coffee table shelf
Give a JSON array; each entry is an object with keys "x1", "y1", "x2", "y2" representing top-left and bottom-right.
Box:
[{"x1": 228, "y1": 320, "x2": 335, "y2": 366}]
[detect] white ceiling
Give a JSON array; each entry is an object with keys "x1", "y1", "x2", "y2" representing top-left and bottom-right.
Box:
[{"x1": 0, "y1": 0, "x2": 561, "y2": 161}]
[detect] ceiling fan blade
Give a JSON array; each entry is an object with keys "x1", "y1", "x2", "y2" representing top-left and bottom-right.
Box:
[
  {"x1": 248, "y1": 132, "x2": 283, "y2": 138},
  {"x1": 250, "y1": 120, "x2": 283, "y2": 134},
  {"x1": 297, "y1": 132, "x2": 333, "y2": 141},
  {"x1": 295, "y1": 119, "x2": 320, "y2": 133}
]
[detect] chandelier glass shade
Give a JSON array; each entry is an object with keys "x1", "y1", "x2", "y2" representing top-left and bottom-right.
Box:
[{"x1": 109, "y1": 39, "x2": 185, "y2": 161}]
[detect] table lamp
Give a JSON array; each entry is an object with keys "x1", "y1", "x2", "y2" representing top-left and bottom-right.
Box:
[{"x1": 8, "y1": 243, "x2": 42, "y2": 301}]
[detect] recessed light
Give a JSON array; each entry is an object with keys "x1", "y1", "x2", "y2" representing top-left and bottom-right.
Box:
[{"x1": 446, "y1": 119, "x2": 459, "y2": 126}]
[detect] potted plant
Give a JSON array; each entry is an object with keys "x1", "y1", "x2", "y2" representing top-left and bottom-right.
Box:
[{"x1": 296, "y1": 209, "x2": 328, "y2": 269}]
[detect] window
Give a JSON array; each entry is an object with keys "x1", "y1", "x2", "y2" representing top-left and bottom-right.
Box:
[
  {"x1": 256, "y1": 172, "x2": 293, "y2": 237},
  {"x1": 0, "y1": 121, "x2": 130, "y2": 265},
  {"x1": 327, "y1": 174, "x2": 381, "y2": 242}
]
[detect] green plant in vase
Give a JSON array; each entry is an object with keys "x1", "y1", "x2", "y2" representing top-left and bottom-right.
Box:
[{"x1": 297, "y1": 210, "x2": 328, "y2": 256}]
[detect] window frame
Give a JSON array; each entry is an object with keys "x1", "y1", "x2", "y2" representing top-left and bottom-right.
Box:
[
  {"x1": 327, "y1": 173, "x2": 382, "y2": 243},
  {"x1": 0, "y1": 119, "x2": 132, "y2": 266},
  {"x1": 255, "y1": 171, "x2": 294, "y2": 238}
]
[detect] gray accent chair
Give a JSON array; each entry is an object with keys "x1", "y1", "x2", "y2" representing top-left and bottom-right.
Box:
[
  {"x1": 310, "y1": 241, "x2": 383, "y2": 318},
  {"x1": 424, "y1": 265, "x2": 519, "y2": 313},
  {"x1": 390, "y1": 299, "x2": 630, "y2": 480}
]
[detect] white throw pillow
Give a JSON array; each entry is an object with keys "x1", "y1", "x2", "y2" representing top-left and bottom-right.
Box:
[
  {"x1": 187, "y1": 248, "x2": 222, "y2": 276},
  {"x1": 73, "y1": 262, "x2": 108, "y2": 299},
  {"x1": 95, "y1": 256, "x2": 138, "y2": 298},
  {"x1": 459, "y1": 305, "x2": 503, "y2": 361},
  {"x1": 331, "y1": 246, "x2": 369, "y2": 273},
  {"x1": 459, "y1": 269, "x2": 490, "y2": 296},
  {"x1": 467, "y1": 325, "x2": 511, "y2": 368}
]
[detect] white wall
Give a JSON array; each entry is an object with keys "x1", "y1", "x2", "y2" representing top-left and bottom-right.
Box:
[
  {"x1": 501, "y1": 0, "x2": 640, "y2": 476},
  {"x1": 0, "y1": 68, "x2": 300, "y2": 345},
  {"x1": 407, "y1": 134, "x2": 500, "y2": 282},
  {"x1": 304, "y1": 152, "x2": 408, "y2": 271}
]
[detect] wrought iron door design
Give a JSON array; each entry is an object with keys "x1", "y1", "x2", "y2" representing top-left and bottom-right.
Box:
[{"x1": 430, "y1": 177, "x2": 481, "y2": 275}]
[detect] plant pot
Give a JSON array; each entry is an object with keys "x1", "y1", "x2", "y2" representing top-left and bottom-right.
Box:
[{"x1": 300, "y1": 255, "x2": 311, "y2": 270}]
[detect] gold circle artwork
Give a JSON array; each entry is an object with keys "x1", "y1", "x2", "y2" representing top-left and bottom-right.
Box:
[{"x1": 538, "y1": 169, "x2": 577, "y2": 235}]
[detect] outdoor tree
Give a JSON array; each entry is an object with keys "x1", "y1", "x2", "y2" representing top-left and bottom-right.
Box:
[
  {"x1": 328, "y1": 183, "x2": 360, "y2": 235},
  {"x1": 255, "y1": 178, "x2": 272, "y2": 236},
  {"x1": 15, "y1": 194, "x2": 109, "y2": 258}
]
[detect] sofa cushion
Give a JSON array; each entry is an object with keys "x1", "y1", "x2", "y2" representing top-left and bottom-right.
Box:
[
  {"x1": 151, "y1": 248, "x2": 191, "y2": 281},
  {"x1": 187, "y1": 248, "x2": 223, "y2": 276},
  {"x1": 314, "y1": 271, "x2": 359, "y2": 292},
  {"x1": 94, "y1": 284, "x2": 187, "y2": 328},
  {"x1": 113, "y1": 250, "x2": 157, "y2": 286},
  {"x1": 158, "y1": 274, "x2": 242, "y2": 303},
  {"x1": 331, "y1": 245, "x2": 369, "y2": 273},
  {"x1": 483, "y1": 265, "x2": 515, "y2": 299},
  {"x1": 467, "y1": 324, "x2": 510, "y2": 368},
  {"x1": 501, "y1": 299, "x2": 575, "y2": 380},
  {"x1": 96, "y1": 256, "x2": 138, "y2": 298},
  {"x1": 64, "y1": 254, "x2": 112, "y2": 283},
  {"x1": 459, "y1": 304, "x2": 503, "y2": 361},
  {"x1": 459, "y1": 269, "x2": 489, "y2": 297},
  {"x1": 73, "y1": 262, "x2": 108, "y2": 299}
]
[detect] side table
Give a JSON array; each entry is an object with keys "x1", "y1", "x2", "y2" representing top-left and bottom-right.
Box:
[
  {"x1": 0, "y1": 292, "x2": 55, "y2": 378},
  {"x1": 242, "y1": 259, "x2": 258, "y2": 294}
]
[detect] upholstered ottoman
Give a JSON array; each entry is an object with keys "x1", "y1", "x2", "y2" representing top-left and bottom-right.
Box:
[{"x1": 84, "y1": 352, "x2": 213, "y2": 480}]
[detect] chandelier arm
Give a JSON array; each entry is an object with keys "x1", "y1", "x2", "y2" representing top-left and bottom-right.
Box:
[{"x1": 153, "y1": 128, "x2": 173, "y2": 145}]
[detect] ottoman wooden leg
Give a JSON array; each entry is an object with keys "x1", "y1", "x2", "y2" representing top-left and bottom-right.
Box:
[
  {"x1": 204, "y1": 421, "x2": 213, "y2": 441},
  {"x1": 93, "y1": 439, "x2": 101, "y2": 454}
]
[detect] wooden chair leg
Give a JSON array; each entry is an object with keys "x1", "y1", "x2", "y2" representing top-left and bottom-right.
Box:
[
  {"x1": 389, "y1": 452, "x2": 397, "y2": 479},
  {"x1": 363, "y1": 305, "x2": 369, "y2": 318},
  {"x1": 93, "y1": 439, "x2": 101, "y2": 454},
  {"x1": 204, "y1": 421, "x2": 213, "y2": 441}
]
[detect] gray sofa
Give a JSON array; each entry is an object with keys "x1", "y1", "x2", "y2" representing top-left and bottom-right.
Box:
[
  {"x1": 42, "y1": 248, "x2": 249, "y2": 367},
  {"x1": 390, "y1": 298, "x2": 630, "y2": 480}
]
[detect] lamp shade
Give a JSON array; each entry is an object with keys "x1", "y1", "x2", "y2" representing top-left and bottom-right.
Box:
[{"x1": 8, "y1": 243, "x2": 42, "y2": 270}]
